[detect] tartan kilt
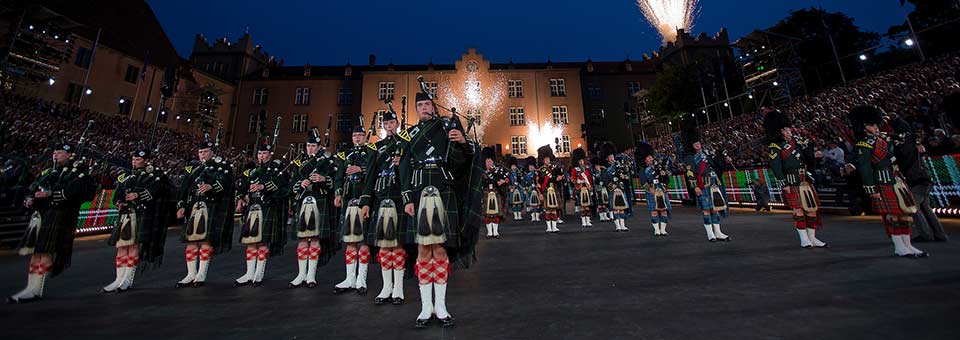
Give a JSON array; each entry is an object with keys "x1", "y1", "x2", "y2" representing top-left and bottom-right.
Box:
[
  {"x1": 19, "y1": 207, "x2": 78, "y2": 276},
  {"x1": 366, "y1": 194, "x2": 414, "y2": 247},
  {"x1": 291, "y1": 194, "x2": 335, "y2": 241},
  {"x1": 412, "y1": 185, "x2": 460, "y2": 248},
  {"x1": 783, "y1": 185, "x2": 821, "y2": 211},
  {"x1": 644, "y1": 191, "x2": 672, "y2": 212},
  {"x1": 871, "y1": 184, "x2": 906, "y2": 215},
  {"x1": 180, "y1": 199, "x2": 233, "y2": 252},
  {"x1": 240, "y1": 202, "x2": 287, "y2": 256},
  {"x1": 107, "y1": 207, "x2": 154, "y2": 247}
]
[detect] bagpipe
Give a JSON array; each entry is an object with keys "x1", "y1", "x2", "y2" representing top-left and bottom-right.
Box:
[{"x1": 31, "y1": 120, "x2": 95, "y2": 202}]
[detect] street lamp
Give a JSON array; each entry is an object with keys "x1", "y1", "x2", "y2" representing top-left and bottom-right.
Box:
[
  {"x1": 772, "y1": 81, "x2": 779, "y2": 87},
  {"x1": 905, "y1": 38, "x2": 915, "y2": 47},
  {"x1": 84, "y1": 88, "x2": 93, "y2": 95},
  {"x1": 859, "y1": 54, "x2": 868, "y2": 61},
  {"x1": 48, "y1": 78, "x2": 55, "y2": 86}
]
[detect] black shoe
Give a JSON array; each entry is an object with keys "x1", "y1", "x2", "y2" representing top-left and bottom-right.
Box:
[
  {"x1": 287, "y1": 282, "x2": 303, "y2": 289},
  {"x1": 252, "y1": 281, "x2": 263, "y2": 287},
  {"x1": 814, "y1": 243, "x2": 829, "y2": 248},
  {"x1": 7, "y1": 295, "x2": 40, "y2": 304},
  {"x1": 438, "y1": 316, "x2": 455, "y2": 328},
  {"x1": 333, "y1": 286, "x2": 353, "y2": 294},
  {"x1": 175, "y1": 282, "x2": 192, "y2": 288},
  {"x1": 375, "y1": 297, "x2": 391, "y2": 305},
  {"x1": 415, "y1": 318, "x2": 431, "y2": 329},
  {"x1": 234, "y1": 280, "x2": 252, "y2": 287},
  {"x1": 914, "y1": 252, "x2": 930, "y2": 258},
  {"x1": 708, "y1": 238, "x2": 717, "y2": 242},
  {"x1": 306, "y1": 282, "x2": 317, "y2": 288},
  {"x1": 717, "y1": 237, "x2": 731, "y2": 242},
  {"x1": 494, "y1": 235, "x2": 500, "y2": 238},
  {"x1": 192, "y1": 281, "x2": 206, "y2": 288},
  {"x1": 392, "y1": 297, "x2": 404, "y2": 305},
  {"x1": 356, "y1": 287, "x2": 368, "y2": 295},
  {"x1": 801, "y1": 245, "x2": 812, "y2": 249}
]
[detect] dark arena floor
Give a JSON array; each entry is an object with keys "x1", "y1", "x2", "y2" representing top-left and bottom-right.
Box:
[{"x1": 1, "y1": 207, "x2": 959, "y2": 340}]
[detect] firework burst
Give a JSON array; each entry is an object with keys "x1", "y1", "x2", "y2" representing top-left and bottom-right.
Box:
[{"x1": 636, "y1": 0, "x2": 700, "y2": 44}]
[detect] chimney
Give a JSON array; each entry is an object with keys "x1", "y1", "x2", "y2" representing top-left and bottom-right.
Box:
[{"x1": 369, "y1": 54, "x2": 376, "y2": 66}]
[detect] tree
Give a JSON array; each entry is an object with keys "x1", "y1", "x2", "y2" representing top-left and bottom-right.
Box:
[
  {"x1": 647, "y1": 63, "x2": 702, "y2": 121},
  {"x1": 767, "y1": 8, "x2": 881, "y2": 90},
  {"x1": 888, "y1": 0, "x2": 960, "y2": 57}
]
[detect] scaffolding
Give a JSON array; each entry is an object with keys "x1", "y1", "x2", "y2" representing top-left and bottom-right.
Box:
[{"x1": 733, "y1": 30, "x2": 806, "y2": 108}]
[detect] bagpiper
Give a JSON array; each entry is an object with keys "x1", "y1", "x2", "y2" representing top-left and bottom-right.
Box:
[
  {"x1": 103, "y1": 146, "x2": 172, "y2": 293},
  {"x1": 358, "y1": 104, "x2": 414, "y2": 305},
  {"x1": 523, "y1": 157, "x2": 543, "y2": 222},
  {"x1": 481, "y1": 147, "x2": 509, "y2": 238},
  {"x1": 602, "y1": 143, "x2": 631, "y2": 232},
  {"x1": 850, "y1": 106, "x2": 926, "y2": 257},
  {"x1": 333, "y1": 116, "x2": 376, "y2": 294},
  {"x1": 289, "y1": 125, "x2": 339, "y2": 288},
  {"x1": 636, "y1": 143, "x2": 671, "y2": 236},
  {"x1": 683, "y1": 128, "x2": 731, "y2": 242},
  {"x1": 764, "y1": 109, "x2": 828, "y2": 248},
  {"x1": 234, "y1": 124, "x2": 291, "y2": 287},
  {"x1": 175, "y1": 131, "x2": 235, "y2": 288},
  {"x1": 591, "y1": 156, "x2": 611, "y2": 222},
  {"x1": 538, "y1": 145, "x2": 563, "y2": 233},
  {"x1": 506, "y1": 157, "x2": 526, "y2": 222},
  {"x1": 10, "y1": 141, "x2": 96, "y2": 303},
  {"x1": 570, "y1": 148, "x2": 594, "y2": 228},
  {"x1": 399, "y1": 89, "x2": 482, "y2": 328}
]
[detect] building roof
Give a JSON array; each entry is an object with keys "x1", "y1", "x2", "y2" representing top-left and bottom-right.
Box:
[{"x1": 36, "y1": 0, "x2": 181, "y2": 67}]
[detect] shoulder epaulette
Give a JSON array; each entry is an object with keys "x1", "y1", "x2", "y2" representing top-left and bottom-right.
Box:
[
  {"x1": 117, "y1": 173, "x2": 128, "y2": 183},
  {"x1": 366, "y1": 143, "x2": 378, "y2": 151},
  {"x1": 336, "y1": 152, "x2": 346, "y2": 160},
  {"x1": 768, "y1": 143, "x2": 782, "y2": 150},
  {"x1": 184, "y1": 165, "x2": 194, "y2": 174},
  {"x1": 855, "y1": 141, "x2": 873, "y2": 149}
]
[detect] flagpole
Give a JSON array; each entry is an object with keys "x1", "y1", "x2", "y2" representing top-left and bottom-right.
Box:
[
  {"x1": 899, "y1": 0, "x2": 926, "y2": 62},
  {"x1": 819, "y1": 4, "x2": 847, "y2": 84},
  {"x1": 78, "y1": 27, "x2": 101, "y2": 107}
]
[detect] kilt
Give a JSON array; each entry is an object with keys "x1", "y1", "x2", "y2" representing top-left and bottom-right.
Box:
[
  {"x1": 783, "y1": 186, "x2": 821, "y2": 211},
  {"x1": 292, "y1": 194, "x2": 335, "y2": 241},
  {"x1": 871, "y1": 184, "x2": 907, "y2": 215},
  {"x1": 366, "y1": 195, "x2": 414, "y2": 247},
  {"x1": 644, "y1": 191, "x2": 672, "y2": 213},
  {"x1": 412, "y1": 184, "x2": 460, "y2": 248},
  {"x1": 239, "y1": 202, "x2": 287, "y2": 256},
  {"x1": 695, "y1": 185, "x2": 729, "y2": 217},
  {"x1": 509, "y1": 188, "x2": 525, "y2": 212},
  {"x1": 19, "y1": 207, "x2": 78, "y2": 276},
  {"x1": 526, "y1": 188, "x2": 542, "y2": 213},
  {"x1": 108, "y1": 209, "x2": 151, "y2": 247},
  {"x1": 180, "y1": 198, "x2": 234, "y2": 253}
]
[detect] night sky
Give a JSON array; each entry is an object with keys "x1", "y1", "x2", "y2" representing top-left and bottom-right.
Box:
[{"x1": 147, "y1": 0, "x2": 909, "y2": 66}]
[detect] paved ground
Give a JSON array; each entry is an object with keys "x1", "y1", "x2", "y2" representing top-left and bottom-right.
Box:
[{"x1": 1, "y1": 207, "x2": 958, "y2": 340}]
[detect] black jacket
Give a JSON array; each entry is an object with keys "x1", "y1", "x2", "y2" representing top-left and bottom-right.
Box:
[{"x1": 894, "y1": 135, "x2": 931, "y2": 187}]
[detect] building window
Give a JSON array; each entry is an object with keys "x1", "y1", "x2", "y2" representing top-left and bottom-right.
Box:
[
  {"x1": 552, "y1": 105, "x2": 568, "y2": 125},
  {"x1": 549, "y1": 78, "x2": 566, "y2": 97},
  {"x1": 509, "y1": 107, "x2": 525, "y2": 126},
  {"x1": 74, "y1": 47, "x2": 92, "y2": 68},
  {"x1": 590, "y1": 108, "x2": 605, "y2": 121},
  {"x1": 560, "y1": 136, "x2": 571, "y2": 153},
  {"x1": 338, "y1": 87, "x2": 353, "y2": 105},
  {"x1": 253, "y1": 88, "x2": 269, "y2": 105},
  {"x1": 248, "y1": 112, "x2": 264, "y2": 133},
  {"x1": 628, "y1": 81, "x2": 642, "y2": 97},
  {"x1": 65, "y1": 83, "x2": 83, "y2": 104},
  {"x1": 124, "y1": 65, "x2": 140, "y2": 84},
  {"x1": 118, "y1": 97, "x2": 132, "y2": 115},
  {"x1": 378, "y1": 82, "x2": 395, "y2": 101},
  {"x1": 337, "y1": 113, "x2": 353, "y2": 133},
  {"x1": 292, "y1": 114, "x2": 309, "y2": 132},
  {"x1": 295, "y1": 87, "x2": 311, "y2": 105},
  {"x1": 511, "y1": 136, "x2": 527, "y2": 155},
  {"x1": 508, "y1": 80, "x2": 523, "y2": 98},
  {"x1": 587, "y1": 84, "x2": 601, "y2": 99}
]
